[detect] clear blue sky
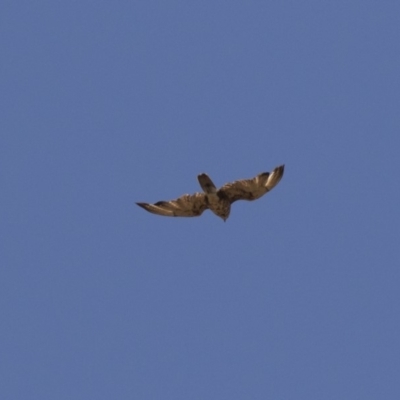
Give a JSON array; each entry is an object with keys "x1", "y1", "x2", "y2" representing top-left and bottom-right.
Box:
[{"x1": 1, "y1": 1, "x2": 400, "y2": 399}]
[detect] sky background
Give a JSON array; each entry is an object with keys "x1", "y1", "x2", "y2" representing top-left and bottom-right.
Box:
[{"x1": 1, "y1": 1, "x2": 400, "y2": 399}]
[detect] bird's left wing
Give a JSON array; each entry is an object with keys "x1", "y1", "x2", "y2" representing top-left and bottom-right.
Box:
[
  {"x1": 136, "y1": 192, "x2": 208, "y2": 217},
  {"x1": 218, "y1": 164, "x2": 285, "y2": 203}
]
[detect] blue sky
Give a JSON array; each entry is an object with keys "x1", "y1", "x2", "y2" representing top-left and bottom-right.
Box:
[{"x1": 1, "y1": 1, "x2": 400, "y2": 399}]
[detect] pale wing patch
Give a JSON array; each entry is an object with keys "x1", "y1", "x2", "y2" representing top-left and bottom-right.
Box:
[
  {"x1": 265, "y1": 164, "x2": 285, "y2": 191},
  {"x1": 136, "y1": 192, "x2": 208, "y2": 217}
]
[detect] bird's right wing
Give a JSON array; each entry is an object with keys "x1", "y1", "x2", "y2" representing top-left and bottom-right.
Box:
[
  {"x1": 137, "y1": 192, "x2": 208, "y2": 217},
  {"x1": 218, "y1": 164, "x2": 285, "y2": 203}
]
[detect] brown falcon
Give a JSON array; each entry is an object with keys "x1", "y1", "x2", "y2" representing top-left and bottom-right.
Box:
[{"x1": 136, "y1": 164, "x2": 284, "y2": 221}]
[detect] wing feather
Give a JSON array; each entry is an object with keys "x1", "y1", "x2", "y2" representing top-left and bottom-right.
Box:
[
  {"x1": 218, "y1": 165, "x2": 284, "y2": 203},
  {"x1": 136, "y1": 192, "x2": 208, "y2": 217}
]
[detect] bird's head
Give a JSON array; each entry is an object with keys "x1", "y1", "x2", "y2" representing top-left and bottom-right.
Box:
[{"x1": 220, "y1": 210, "x2": 230, "y2": 222}]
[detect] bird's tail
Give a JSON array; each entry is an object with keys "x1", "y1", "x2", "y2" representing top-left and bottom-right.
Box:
[{"x1": 198, "y1": 173, "x2": 217, "y2": 194}]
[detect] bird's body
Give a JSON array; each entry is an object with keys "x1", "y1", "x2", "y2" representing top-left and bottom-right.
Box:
[
  {"x1": 205, "y1": 192, "x2": 231, "y2": 221},
  {"x1": 137, "y1": 164, "x2": 284, "y2": 221}
]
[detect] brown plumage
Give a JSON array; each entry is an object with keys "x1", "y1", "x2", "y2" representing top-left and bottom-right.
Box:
[{"x1": 137, "y1": 164, "x2": 284, "y2": 221}]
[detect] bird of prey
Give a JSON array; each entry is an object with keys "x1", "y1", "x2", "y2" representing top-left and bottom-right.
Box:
[{"x1": 137, "y1": 164, "x2": 284, "y2": 221}]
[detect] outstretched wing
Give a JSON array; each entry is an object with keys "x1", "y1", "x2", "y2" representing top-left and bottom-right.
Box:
[
  {"x1": 218, "y1": 164, "x2": 285, "y2": 203},
  {"x1": 136, "y1": 192, "x2": 208, "y2": 217}
]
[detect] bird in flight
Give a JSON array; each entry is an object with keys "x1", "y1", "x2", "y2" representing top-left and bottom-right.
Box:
[{"x1": 137, "y1": 164, "x2": 284, "y2": 221}]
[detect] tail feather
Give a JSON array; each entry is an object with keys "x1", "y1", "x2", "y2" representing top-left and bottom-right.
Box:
[{"x1": 198, "y1": 173, "x2": 217, "y2": 194}]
